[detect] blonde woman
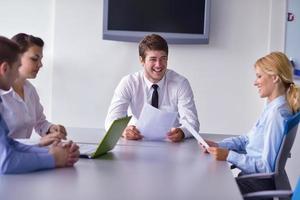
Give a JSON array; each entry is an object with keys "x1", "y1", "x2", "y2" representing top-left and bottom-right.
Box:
[{"x1": 202, "y1": 52, "x2": 300, "y2": 194}]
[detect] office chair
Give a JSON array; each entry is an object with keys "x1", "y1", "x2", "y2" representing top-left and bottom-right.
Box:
[
  {"x1": 236, "y1": 112, "x2": 300, "y2": 197},
  {"x1": 243, "y1": 177, "x2": 300, "y2": 200}
]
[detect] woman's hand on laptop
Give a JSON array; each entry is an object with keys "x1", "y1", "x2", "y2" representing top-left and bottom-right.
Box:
[{"x1": 122, "y1": 125, "x2": 143, "y2": 140}]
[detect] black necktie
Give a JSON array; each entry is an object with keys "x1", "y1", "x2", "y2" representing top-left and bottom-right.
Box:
[{"x1": 151, "y1": 84, "x2": 159, "y2": 108}]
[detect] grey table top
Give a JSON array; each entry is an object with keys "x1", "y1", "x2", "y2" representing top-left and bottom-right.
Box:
[{"x1": 0, "y1": 127, "x2": 242, "y2": 200}]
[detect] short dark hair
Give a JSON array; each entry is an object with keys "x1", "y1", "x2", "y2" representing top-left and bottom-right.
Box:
[
  {"x1": 0, "y1": 35, "x2": 20, "y2": 65},
  {"x1": 139, "y1": 34, "x2": 168, "y2": 61},
  {"x1": 11, "y1": 33, "x2": 44, "y2": 53}
]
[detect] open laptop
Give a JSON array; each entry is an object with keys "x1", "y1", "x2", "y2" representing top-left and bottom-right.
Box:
[{"x1": 79, "y1": 116, "x2": 131, "y2": 159}]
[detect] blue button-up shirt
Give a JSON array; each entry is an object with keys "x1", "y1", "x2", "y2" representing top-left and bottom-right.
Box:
[
  {"x1": 0, "y1": 98, "x2": 55, "y2": 174},
  {"x1": 218, "y1": 95, "x2": 292, "y2": 174}
]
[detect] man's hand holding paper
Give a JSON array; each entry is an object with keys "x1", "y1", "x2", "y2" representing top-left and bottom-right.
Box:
[
  {"x1": 136, "y1": 104, "x2": 177, "y2": 141},
  {"x1": 167, "y1": 128, "x2": 185, "y2": 142}
]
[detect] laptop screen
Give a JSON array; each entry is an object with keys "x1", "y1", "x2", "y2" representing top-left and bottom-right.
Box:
[{"x1": 92, "y1": 116, "x2": 132, "y2": 158}]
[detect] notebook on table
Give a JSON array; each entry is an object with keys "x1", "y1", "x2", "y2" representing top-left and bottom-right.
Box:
[{"x1": 79, "y1": 116, "x2": 131, "y2": 159}]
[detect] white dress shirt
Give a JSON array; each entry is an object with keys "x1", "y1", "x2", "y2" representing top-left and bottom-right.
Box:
[
  {"x1": 105, "y1": 69, "x2": 200, "y2": 137},
  {"x1": 0, "y1": 80, "x2": 52, "y2": 139}
]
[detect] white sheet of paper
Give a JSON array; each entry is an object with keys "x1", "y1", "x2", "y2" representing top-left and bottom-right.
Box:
[
  {"x1": 183, "y1": 121, "x2": 210, "y2": 148},
  {"x1": 136, "y1": 103, "x2": 177, "y2": 140}
]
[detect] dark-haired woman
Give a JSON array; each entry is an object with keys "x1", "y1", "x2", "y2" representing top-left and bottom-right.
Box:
[{"x1": 0, "y1": 33, "x2": 66, "y2": 146}]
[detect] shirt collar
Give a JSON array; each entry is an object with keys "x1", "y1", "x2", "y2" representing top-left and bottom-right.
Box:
[
  {"x1": 143, "y1": 70, "x2": 167, "y2": 90},
  {"x1": 265, "y1": 95, "x2": 286, "y2": 110},
  {"x1": 0, "y1": 87, "x2": 14, "y2": 97},
  {"x1": 0, "y1": 86, "x2": 24, "y2": 102}
]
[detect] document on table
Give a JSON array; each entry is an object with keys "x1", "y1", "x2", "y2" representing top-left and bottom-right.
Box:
[
  {"x1": 136, "y1": 103, "x2": 177, "y2": 140},
  {"x1": 183, "y1": 121, "x2": 210, "y2": 148}
]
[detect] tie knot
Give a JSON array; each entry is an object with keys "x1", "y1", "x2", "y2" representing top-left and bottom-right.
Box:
[{"x1": 152, "y1": 84, "x2": 158, "y2": 90}]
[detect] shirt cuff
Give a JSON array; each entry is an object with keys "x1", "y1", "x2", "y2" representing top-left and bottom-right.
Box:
[
  {"x1": 39, "y1": 123, "x2": 53, "y2": 136},
  {"x1": 226, "y1": 150, "x2": 240, "y2": 166},
  {"x1": 217, "y1": 141, "x2": 229, "y2": 149},
  {"x1": 179, "y1": 126, "x2": 192, "y2": 138}
]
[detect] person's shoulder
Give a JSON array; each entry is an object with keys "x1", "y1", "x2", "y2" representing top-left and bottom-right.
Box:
[
  {"x1": 269, "y1": 98, "x2": 292, "y2": 121},
  {"x1": 0, "y1": 88, "x2": 13, "y2": 97},
  {"x1": 120, "y1": 70, "x2": 143, "y2": 84},
  {"x1": 277, "y1": 103, "x2": 293, "y2": 119},
  {"x1": 24, "y1": 80, "x2": 39, "y2": 96},
  {"x1": 166, "y1": 69, "x2": 189, "y2": 84}
]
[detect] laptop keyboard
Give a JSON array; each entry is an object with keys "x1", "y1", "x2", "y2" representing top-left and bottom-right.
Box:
[{"x1": 78, "y1": 143, "x2": 97, "y2": 154}]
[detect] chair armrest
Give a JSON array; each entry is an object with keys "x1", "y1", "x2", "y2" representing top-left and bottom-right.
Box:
[
  {"x1": 243, "y1": 190, "x2": 292, "y2": 200},
  {"x1": 236, "y1": 172, "x2": 275, "y2": 181}
]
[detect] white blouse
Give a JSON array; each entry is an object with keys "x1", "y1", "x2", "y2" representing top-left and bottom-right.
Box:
[{"x1": 0, "y1": 80, "x2": 52, "y2": 138}]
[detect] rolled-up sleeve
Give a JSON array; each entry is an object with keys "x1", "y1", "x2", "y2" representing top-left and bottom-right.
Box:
[
  {"x1": 177, "y1": 79, "x2": 199, "y2": 138},
  {"x1": 105, "y1": 76, "x2": 131, "y2": 130}
]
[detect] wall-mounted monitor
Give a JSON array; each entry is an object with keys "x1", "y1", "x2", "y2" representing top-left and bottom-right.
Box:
[{"x1": 103, "y1": 0, "x2": 211, "y2": 44}]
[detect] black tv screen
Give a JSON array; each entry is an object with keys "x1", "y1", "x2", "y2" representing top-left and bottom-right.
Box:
[{"x1": 103, "y1": 0, "x2": 210, "y2": 44}]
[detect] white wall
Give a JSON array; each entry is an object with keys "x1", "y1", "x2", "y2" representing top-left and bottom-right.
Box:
[
  {"x1": 0, "y1": 0, "x2": 287, "y2": 133},
  {"x1": 0, "y1": 0, "x2": 55, "y2": 118},
  {"x1": 0, "y1": 0, "x2": 289, "y2": 131},
  {"x1": 50, "y1": 0, "x2": 284, "y2": 134}
]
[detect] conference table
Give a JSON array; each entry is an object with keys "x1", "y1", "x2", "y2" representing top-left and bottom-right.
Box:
[{"x1": 0, "y1": 128, "x2": 242, "y2": 200}]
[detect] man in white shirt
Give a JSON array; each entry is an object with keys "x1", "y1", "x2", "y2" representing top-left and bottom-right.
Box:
[{"x1": 105, "y1": 34, "x2": 199, "y2": 142}]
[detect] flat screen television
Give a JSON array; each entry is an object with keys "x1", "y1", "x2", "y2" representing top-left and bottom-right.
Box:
[{"x1": 102, "y1": 0, "x2": 211, "y2": 44}]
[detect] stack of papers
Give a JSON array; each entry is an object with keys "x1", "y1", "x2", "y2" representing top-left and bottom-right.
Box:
[{"x1": 136, "y1": 104, "x2": 177, "y2": 140}]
